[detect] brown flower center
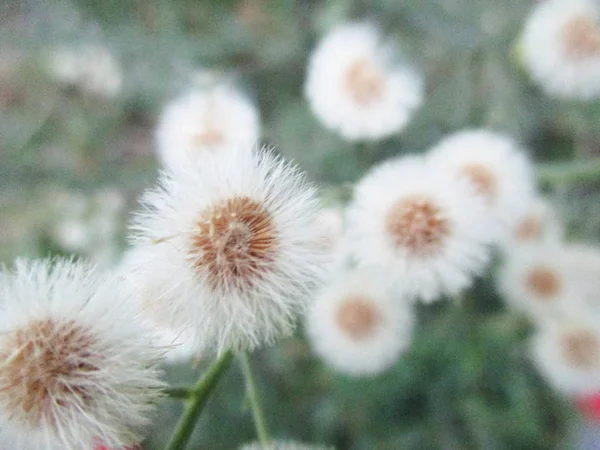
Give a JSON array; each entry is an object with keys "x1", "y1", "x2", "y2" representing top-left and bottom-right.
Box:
[
  {"x1": 562, "y1": 329, "x2": 600, "y2": 369},
  {"x1": 525, "y1": 266, "x2": 561, "y2": 299},
  {"x1": 191, "y1": 125, "x2": 225, "y2": 149},
  {"x1": 335, "y1": 296, "x2": 380, "y2": 340},
  {"x1": 514, "y1": 215, "x2": 542, "y2": 241},
  {"x1": 460, "y1": 164, "x2": 498, "y2": 201},
  {"x1": 344, "y1": 58, "x2": 385, "y2": 106},
  {"x1": 187, "y1": 196, "x2": 278, "y2": 291},
  {"x1": 562, "y1": 16, "x2": 600, "y2": 59},
  {"x1": 0, "y1": 319, "x2": 98, "y2": 427},
  {"x1": 385, "y1": 195, "x2": 450, "y2": 257}
]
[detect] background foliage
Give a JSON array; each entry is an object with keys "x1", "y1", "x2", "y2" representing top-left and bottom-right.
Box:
[{"x1": 2, "y1": 0, "x2": 600, "y2": 448}]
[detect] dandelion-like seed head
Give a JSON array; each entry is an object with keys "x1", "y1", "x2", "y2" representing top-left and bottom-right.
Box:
[
  {"x1": 525, "y1": 266, "x2": 561, "y2": 299},
  {"x1": 561, "y1": 328, "x2": 600, "y2": 369},
  {"x1": 343, "y1": 58, "x2": 385, "y2": 106},
  {"x1": 460, "y1": 163, "x2": 498, "y2": 201},
  {"x1": 0, "y1": 319, "x2": 97, "y2": 428},
  {"x1": 187, "y1": 196, "x2": 278, "y2": 291},
  {"x1": 191, "y1": 122, "x2": 225, "y2": 149},
  {"x1": 562, "y1": 16, "x2": 600, "y2": 59},
  {"x1": 335, "y1": 295, "x2": 380, "y2": 340},
  {"x1": 514, "y1": 215, "x2": 543, "y2": 241},
  {"x1": 385, "y1": 195, "x2": 450, "y2": 257}
]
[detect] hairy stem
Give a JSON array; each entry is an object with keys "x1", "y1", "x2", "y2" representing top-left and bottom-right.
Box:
[
  {"x1": 165, "y1": 350, "x2": 234, "y2": 450},
  {"x1": 240, "y1": 353, "x2": 271, "y2": 447}
]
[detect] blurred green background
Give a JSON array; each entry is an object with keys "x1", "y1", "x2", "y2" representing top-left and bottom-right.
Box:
[{"x1": 3, "y1": 0, "x2": 600, "y2": 448}]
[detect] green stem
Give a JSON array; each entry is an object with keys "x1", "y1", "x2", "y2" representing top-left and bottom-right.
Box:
[
  {"x1": 537, "y1": 159, "x2": 600, "y2": 184},
  {"x1": 164, "y1": 386, "x2": 193, "y2": 400},
  {"x1": 165, "y1": 350, "x2": 234, "y2": 450},
  {"x1": 240, "y1": 353, "x2": 271, "y2": 447}
]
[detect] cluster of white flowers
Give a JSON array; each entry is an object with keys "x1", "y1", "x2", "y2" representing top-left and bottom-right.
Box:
[
  {"x1": 519, "y1": 0, "x2": 600, "y2": 100},
  {"x1": 305, "y1": 128, "x2": 536, "y2": 376},
  {"x1": 497, "y1": 200, "x2": 600, "y2": 396}
]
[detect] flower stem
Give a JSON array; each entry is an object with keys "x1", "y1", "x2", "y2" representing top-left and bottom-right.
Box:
[
  {"x1": 164, "y1": 386, "x2": 193, "y2": 400},
  {"x1": 537, "y1": 159, "x2": 600, "y2": 184},
  {"x1": 165, "y1": 350, "x2": 234, "y2": 450},
  {"x1": 240, "y1": 353, "x2": 271, "y2": 448}
]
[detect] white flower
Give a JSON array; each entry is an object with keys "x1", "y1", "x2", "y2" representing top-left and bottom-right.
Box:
[
  {"x1": 304, "y1": 22, "x2": 423, "y2": 141},
  {"x1": 47, "y1": 44, "x2": 122, "y2": 98},
  {"x1": 497, "y1": 243, "x2": 600, "y2": 322},
  {"x1": 0, "y1": 259, "x2": 164, "y2": 450},
  {"x1": 306, "y1": 268, "x2": 413, "y2": 376},
  {"x1": 531, "y1": 319, "x2": 600, "y2": 395},
  {"x1": 240, "y1": 441, "x2": 334, "y2": 450},
  {"x1": 428, "y1": 129, "x2": 536, "y2": 242},
  {"x1": 118, "y1": 248, "x2": 199, "y2": 364},
  {"x1": 519, "y1": 0, "x2": 600, "y2": 100},
  {"x1": 508, "y1": 197, "x2": 563, "y2": 249},
  {"x1": 346, "y1": 155, "x2": 495, "y2": 303},
  {"x1": 129, "y1": 147, "x2": 327, "y2": 354},
  {"x1": 155, "y1": 83, "x2": 261, "y2": 173}
]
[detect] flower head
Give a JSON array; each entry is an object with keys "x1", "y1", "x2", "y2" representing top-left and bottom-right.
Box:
[
  {"x1": 532, "y1": 319, "x2": 600, "y2": 395},
  {"x1": 130, "y1": 147, "x2": 327, "y2": 354},
  {"x1": 155, "y1": 82, "x2": 260, "y2": 173},
  {"x1": 0, "y1": 259, "x2": 164, "y2": 450},
  {"x1": 428, "y1": 130, "x2": 535, "y2": 241},
  {"x1": 519, "y1": 0, "x2": 600, "y2": 100},
  {"x1": 306, "y1": 268, "x2": 413, "y2": 376},
  {"x1": 346, "y1": 156, "x2": 495, "y2": 302},
  {"x1": 305, "y1": 22, "x2": 423, "y2": 141},
  {"x1": 509, "y1": 197, "x2": 563, "y2": 249}
]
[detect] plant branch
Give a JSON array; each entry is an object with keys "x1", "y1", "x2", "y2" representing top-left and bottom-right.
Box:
[
  {"x1": 240, "y1": 353, "x2": 271, "y2": 448},
  {"x1": 537, "y1": 160, "x2": 600, "y2": 184}
]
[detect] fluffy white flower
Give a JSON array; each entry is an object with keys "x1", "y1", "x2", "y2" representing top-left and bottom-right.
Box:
[
  {"x1": 519, "y1": 0, "x2": 600, "y2": 100},
  {"x1": 497, "y1": 243, "x2": 600, "y2": 322},
  {"x1": 428, "y1": 129, "x2": 536, "y2": 241},
  {"x1": 130, "y1": 147, "x2": 327, "y2": 354},
  {"x1": 0, "y1": 259, "x2": 164, "y2": 450},
  {"x1": 508, "y1": 197, "x2": 563, "y2": 250},
  {"x1": 155, "y1": 83, "x2": 261, "y2": 173},
  {"x1": 47, "y1": 44, "x2": 122, "y2": 98},
  {"x1": 532, "y1": 319, "x2": 600, "y2": 395},
  {"x1": 305, "y1": 22, "x2": 423, "y2": 141},
  {"x1": 306, "y1": 268, "x2": 413, "y2": 376},
  {"x1": 346, "y1": 155, "x2": 495, "y2": 303},
  {"x1": 240, "y1": 441, "x2": 334, "y2": 450},
  {"x1": 118, "y1": 248, "x2": 199, "y2": 364}
]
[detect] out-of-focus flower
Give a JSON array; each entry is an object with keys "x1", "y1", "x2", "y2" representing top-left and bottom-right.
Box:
[
  {"x1": 129, "y1": 147, "x2": 327, "y2": 354},
  {"x1": 46, "y1": 43, "x2": 122, "y2": 98},
  {"x1": 306, "y1": 268, "x2": 413, "y2": 376},
  {"x1": 575, "y1": 392, "x2": 600, "y2": 422},
  {"x1": 155, "y1": 82, "x2": 261, "y2": 173},
  {"x1": 346, "y1": 155, "x2": 495, "y2": 303},
  {"x1": 428, "y1": 129, "x2": 536, "y2": 242},
  {"x1": 240, "y1": 440, "x2": 334, "y2": 449},
  {"x1": 519, "y1": 0, "x2": 600, "y2": 100},
  {"x1": 0, "y1": 259, "x2": 164, "y2": 450},
  {"x1": 531, "y1": 319, "x2": 600, "y2": 395},
  {"x1": 305, "y1": 22, "x2": 423, "y2": 141},
  {"x1": 509, "y1": 197, "x2": 563, "y2": 249}
]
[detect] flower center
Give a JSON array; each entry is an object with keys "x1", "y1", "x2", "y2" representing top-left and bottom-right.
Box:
[
  {"x1": 562, "y1": 329, "x2": 600, "y2": 369},
  {"x1": 188, "y1": 196, "x2": 278, "y2": 291},
  {"x1": 525, "y1": 266, "x2": 561, "y2": 299},
  {"x1": 191, "y1": 125, "x2": 225, "y2": 149},
  {"x1": 344, "y1": 58, "x2": 385, "y2": 106},
  {"x1": 460, "y1": 164, "x2": 497, "y2": 201},
  {"x1": 385, "y1": 195, "x2": 450, "y2": 257},
  {"x1": 0, "y1": 319, "x2": 98, "y2": 427},
  {"x1": 514, "y1": 215, "x2": 542, "y2": 241},
  {"x1": 562, "y1": 16, "x2": 600, "y2": 59},
  {"x1": 335, "y1": 296, "x2": 380, "y2": 340}
]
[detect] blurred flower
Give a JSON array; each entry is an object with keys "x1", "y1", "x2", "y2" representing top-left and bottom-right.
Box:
[
  {"x1": 0, "y1": 259, "x2": 164, "y2": 450},
  {"x1": 155, "y1": 82, "x2": 261, "y2": 173},
  {"x1": 346, "y1": 155, "x2": 495, "y2": 303},
  {"x1": 118, "y1": 248, "x2": 198, "y2": 364},
  {"x1": 46, "y1": 43, "x2": 122, "y2": 98},
  {"x1": 519, "y1": 0, "x2": 600, "y2": 100},
  {"x1": 129, "y1": 147, "x2": 327, "y2": 354},
  {"x1": 304, "y1": 22, "x2": 423, "y2": 141},
  {"x1": 575, "y1": 392, "x2": 600, "y2": 422},
  {"x1": 306, "y1": 268, "x2": 413, "y2": 376},
  {"x1": 531, "y1": 319, "x2": 600, "y2": 395},
  {"x1": 428, "y1": 129, "x2": 536, "y2": 242},
  {"x1": 240, "y1": 441, "x2": 334, "y2": 450},
  {"x1": 509, "y1": 197, "x2": 563, "y2": 249}
]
